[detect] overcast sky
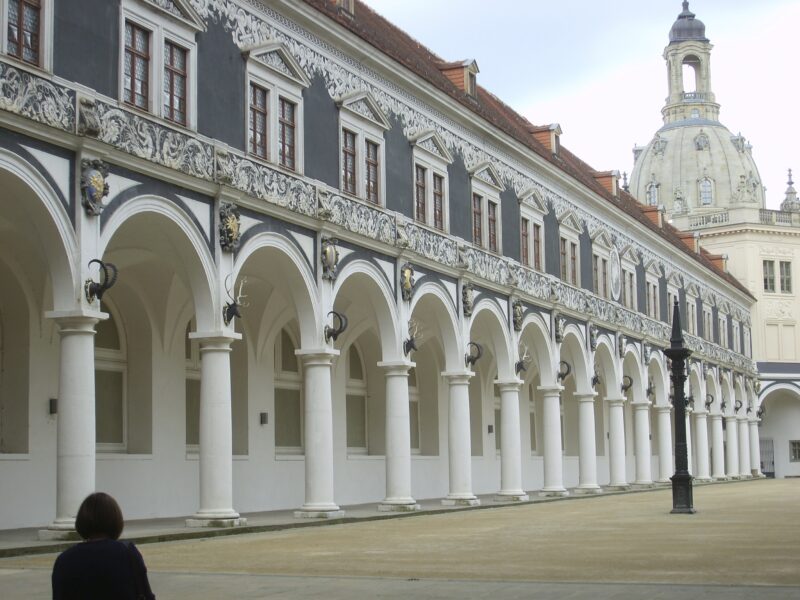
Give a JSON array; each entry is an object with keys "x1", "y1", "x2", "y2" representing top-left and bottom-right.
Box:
[{"x1": 361, "y1": 0, "x2": 799, "y2": 209}]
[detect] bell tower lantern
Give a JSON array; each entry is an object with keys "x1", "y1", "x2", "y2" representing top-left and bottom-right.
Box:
[{"x1": 662, "y1": 2, "x2": 719, "y2": 125}]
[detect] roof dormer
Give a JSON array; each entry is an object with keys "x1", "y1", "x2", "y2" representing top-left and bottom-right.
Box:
[
  {"x1": 593, "y1": 170, "x2": 620, "y2": 197},
  {"x1": 437, "y1": 59, "x2": 479, "y2": 98},
  {"x1": 333, "y1": 0, "x2": 355, "y2": 19},
  {"x1": 528, "y1": 123, "x2": 562, "y2": 155}
]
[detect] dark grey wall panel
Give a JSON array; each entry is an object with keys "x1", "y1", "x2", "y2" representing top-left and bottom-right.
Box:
[
  {"x1": 696, "y1": 297, "x2": 704, "y2": 338},
  {"x1": 500, "y1": 188, "x2": 519, "y2": 261},
  {"x1": 544, "y1": 210, "x2": 560, "y2": 277},
  {"x1": 636, "y1": 261, "x2": 647, "y2": 313},
  {"x1": 711, "y1": 305, "x2": 719, "y2": 344},
  {"x1": 447, "y1": 153, "x2": 471, "y2": 241},
  {"x1": 384, "y1": 117, "x2": 412, "y2": 217},
  {"x1": 197, "y1": 22, "x2": 245, "y2": 150},
  {"x1": 54, "y1": 0, "x2": 119, "y2": 97},
  {"x1": 679, "y1": 287, "x2": 688, "y2": 325},
  {"x1": 659, "y1": 276, "x2": 668, "y2": 323},
  {"x1": 579, "y1": 229, "x2": 592, "y2": 291},
  {"x1": 303, "y1": 76, "x2": 339, "y2": 188},
  {"x1": 728, "y1": 317, "x2": 734, "y2": 349}
]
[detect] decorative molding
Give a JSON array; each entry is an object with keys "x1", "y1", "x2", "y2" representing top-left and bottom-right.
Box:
[
  {"x1": 462, "y1": 282, "x2": 474, "y2": 317},
  {"x1": 80, "y1": 159, "x2": 110, "y2": 216},
  {"x1": 399, "y1": 220, "x2": 458, "y2": 267},
  {"x1": 318, "y1": 190, "x2": 396, "y2": 245},
  {"x1": 0, "y1": 62, "x2": 75, "y2": 132},
  {"x1": 219, "y1": 201, "x2": 241, "y2": 252},
  {"x1": 320, "y1": 236, "x2": 340, "y2": 281}
]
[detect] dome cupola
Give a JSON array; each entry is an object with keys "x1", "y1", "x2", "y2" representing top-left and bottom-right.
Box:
[{"x1": 669, "y1": 2, "x2": 708, "y2": 44}]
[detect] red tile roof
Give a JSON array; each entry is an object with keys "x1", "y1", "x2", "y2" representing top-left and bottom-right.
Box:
[{"x1": 300, "y1": 0, "x2": 753, "y2": 300}]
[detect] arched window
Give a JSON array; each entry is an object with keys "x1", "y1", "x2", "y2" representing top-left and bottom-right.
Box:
[
  {"x1": 346, "y1": 344, "x2": 367, "y2": 454},
  {"x1": 95, "y1": 302, "x2": 127, "y2": 452},
  {"x1": 646, "y1": 182, "x2": 659, "y2": 207},
  {"x1": 274, "y1": 328, "x2": 302, "y2": 454},
  {"x1": 185, "y1": 320, "x2": 200, "y2": 452},
  {"x1": 699, "y1": 178, "x2": 713, "y2": 206}
]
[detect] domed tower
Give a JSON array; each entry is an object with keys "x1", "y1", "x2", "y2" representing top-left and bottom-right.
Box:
[{"x1": 630, "y1": 2, "x2": 766, "y2": 220}]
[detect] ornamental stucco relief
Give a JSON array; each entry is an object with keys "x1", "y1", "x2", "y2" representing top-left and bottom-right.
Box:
[{"x1": 0, "y1": 62, "x2": 75, "y2": 131}]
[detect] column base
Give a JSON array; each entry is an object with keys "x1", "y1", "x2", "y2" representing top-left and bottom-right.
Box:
[
  {"x1": 441, "y1": 495, "x2": 480, "y2": 506},
  {"x1": 539, "y1": 488, "x2": 569, "y2": 497},
  {"x1": 727, "y1": 475, "x2": 742, "y2": 480},
  {"x1": 712, "y1": 475, "x2": 729, "y2": 481},
  {"x1": 739, "y1": 474, "x2": 753, "y2": 480},
  {"x1": 631, "y1": 482, "x2": 656, "y2": 489},
  {"x1": 294, "y1": 503, "x2": 345, "y2": 519},
  {"x1": 186, "y1": 517, "x2": 247, "y2": 528},
  {"x1": 655, "y1": 479, "x2": 671, "y2": 484},
  {"x1": 693, "y1": 477, "x2": 712, "y2": 483},
  {"x1": 573, "y1": 485, "x2": 602, "y2": 495},
  {"x1": 38, "y1": 524, "x2": 81, "y2": 541},
  {"x1": 605, "y1": 484, "x2": 630, "y2": 491},
  {"x1": 755, "y1": 472, "x2": 766, "y2": 478},
  {"x1": 493, "y1": 492, "x2": 530, "y2": 503},
  {"x1": 378, "y1": 500, "x2": 420, "y2": 512}
]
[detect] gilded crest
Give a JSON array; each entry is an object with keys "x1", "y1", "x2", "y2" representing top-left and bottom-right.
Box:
[
  {"x1": 219, "y1": 202, "x2": 241, "y2": 252},
  {"x1": 321, "y1": 237, "x2": 340, "y2": 281},
  {"x1": 80, "y1": 158, "x2": 110, "y2": 216},
  {"x1": 400, "y1": 263, "x2": 415, "y2": 302}
]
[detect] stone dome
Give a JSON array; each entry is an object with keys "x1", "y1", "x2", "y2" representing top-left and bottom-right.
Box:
[
  {"x1": 630, "y1": 121, "x2": 766, "y2": 216},
  {"x1": 669, "y1": 2, "x2": 708, "y2": 44}
]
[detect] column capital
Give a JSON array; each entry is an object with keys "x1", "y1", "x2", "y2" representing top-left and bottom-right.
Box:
[
  {"x1": 631, "y1": 400, "x2": 652, "y2": 409},
  {"x1": 724, "y1": 414, "x2": 738, "y2": 422},
  {"x1": 655, "y1": 404, "x2": 673, "y2": 414},
  {"x1": 46, "y1": 309, "x2": 107, "y2": 330},
  {"x1": 693, "y1": 408, "x2": 709, "y2": 417},
  {"x1": 296, "y1": 348, "x2": 340, "y2": 366},
  {"x1": 496, "y1": 378, "x2": 523, "y2": 392},
  {"x1": 708, "y1": 411, "x2": 723, "y2": 420},
  {"x1": 190, "y1": 330, "x2": 242, "y2": 344},
  {"x1": 574, "y1": 392, "x2": 597, "y2": 403},
  {"x1": 537, "y1": 385, "x2": 563, "y2": 396},
  {"x1": 378, "y1": 360, "x2": 415, "y2": 375},
  {"x1": 605, "y1": 395, "x2": 626, "y2": 406},
  {"x1": 442, "y1": 370, "x2": 474, "y2": 384}
]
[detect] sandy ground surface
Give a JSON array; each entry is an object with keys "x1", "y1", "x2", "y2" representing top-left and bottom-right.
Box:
[{"x1": 3, "y1": 479, "x2": 798, "y2": 589}]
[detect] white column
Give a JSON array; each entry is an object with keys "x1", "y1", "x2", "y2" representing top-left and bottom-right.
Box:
[
  {"x1": 40, "y1": 315, "x2": 100, "y2": 540},
  {"x1": 632, "y1": 400, "x2": 653, "y2": 486},
  {"x1": 495, "y1": 380, "x2": 528, "y2": 501},
  {"x1": 738, "y1": 417, "x2": 751, "y2": 478},
  {"x1": 607, "y1": 396, "x2": 629, "y2": 489},
  {"x1": 378, "y1": 361, "x2": 419, "y2": 511},
  {"x1": 725, "y1": 415, "x2": 740, "y2": 478},
  {"x1": 442, "y1": 371, "x2": 479, "y2": 505},
  {"x1": 574, "y1": 393, "x2": 600, "y2": 494},
  {"x1": 656, "y1": 405, "x2": 673, "y2": 483},
  {"x1": 295, "y1": 349, "x2": 343, "y2": 518},
  {"x1": 187, "y1": 335, "x2": 245, "y2": 527},
  {"x1": 685, "y1": 411, "x2": 693, "y2": 475},
  {"x1": 692, "y1": 410, "x2": 711, "y2": 481},
  {"x1": 709, "y1": 413, "x2": 727, "y2": 480},
  {"x1": 749, "y1": 418, "x2": 763, "y2": 476},
  {"x1": 539, "y1": 386, "x2": 568, "y2": 496}
]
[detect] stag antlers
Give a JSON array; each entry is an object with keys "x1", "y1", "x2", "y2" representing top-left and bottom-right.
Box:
[{"x1": 223, "y1": 275, "x2": 249, "y2": 326}]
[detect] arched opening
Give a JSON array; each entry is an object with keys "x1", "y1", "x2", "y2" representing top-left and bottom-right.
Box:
[
  {"x1": 681, "y1": 54, "x2": 701, "y2": 94},
  {"x1": 758, "y1": 384, "x2": 800, "y2": 478}
]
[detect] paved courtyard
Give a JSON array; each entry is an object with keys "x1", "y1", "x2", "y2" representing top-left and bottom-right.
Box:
[{"x1": 2, "y1": 479, "x2": 799, "y2": 599}]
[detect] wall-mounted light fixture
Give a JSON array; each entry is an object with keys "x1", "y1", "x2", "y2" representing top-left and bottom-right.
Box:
[
  {"x1": 734, "y1": 399, "x2": 743, "y2": 412},
  {"x1": 49, "y1": 398, "x2": 58, "y2": 415},
  {"x1": 259, "y1": 412, "x2": 268, "y2": 425},
  {"x1": 591, "y1": 369, "x2": 601, "y2": 389},
  {"x1": 324, "y1": 310, "x2": 348, "y2": 343},
  {"x1": 465, "y1": 342, "x2": 483, "y2": 368},
  {"x1": 515, "y1": 344, "x2": 531, "y2": 375},
  {"x1": 403, "y1": 319, "x2": 419, "y2": 357}
]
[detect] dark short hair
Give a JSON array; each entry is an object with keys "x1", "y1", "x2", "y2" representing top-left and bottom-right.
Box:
[{"x1": 75, "y1": 492, "x2": 124, "y2": 540}]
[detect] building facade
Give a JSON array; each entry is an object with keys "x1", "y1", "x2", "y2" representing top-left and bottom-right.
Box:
[
  {"x1": 630, "y1": 2, "x2": 798, "y2": 477},
  {"x1": 0, "y1": 0, "x2": 758, "y2": 536}
]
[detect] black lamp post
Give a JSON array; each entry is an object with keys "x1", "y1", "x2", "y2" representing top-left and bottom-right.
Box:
[{"x1": 664, "y1": 298, "x2": 695, "y2": 514}]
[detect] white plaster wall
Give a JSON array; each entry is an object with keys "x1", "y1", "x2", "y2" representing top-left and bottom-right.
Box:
[{"x1": 758, "y1": 392, "x2": 800, "y2": 478}]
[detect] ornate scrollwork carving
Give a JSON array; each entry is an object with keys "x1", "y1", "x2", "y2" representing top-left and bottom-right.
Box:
[
  {"x1": 77, "y1": 97, "x2": 100, "y2": 137},
  {"x1": 320, "y1": 237, "x2": 339, "y2": 281},
  {"x1": 462, "y1": 282, "x2": 474, "y2": 317},
  {"x1": 512, "y1": 300, "x2": 524, "y2": 332},
  {"x1": 218, "y1": 202, "x2": 241, "y2": 252},
  {"x1": 80, "y1": 159, "x2": 109, "y2": 216},
  {"x1": 400, "y1": 263, "x2": 415, "y2": 302}
]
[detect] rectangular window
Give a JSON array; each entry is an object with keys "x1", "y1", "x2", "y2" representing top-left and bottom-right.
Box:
[
  {"x1": 409, "y1": 399, "x2": 420, "y2": 451},
  {"x1": 592, "y1": 255, "x2": 599, "y2": 294},
  {"x1": 487, "y1": 201, "x2": 498, "y2": 253},
  {"x1": 533, "y1": 223, "x2": 542, "y2": 271},
  {"x1": 415, "y1": 164, "x2": 427, "y2": 223},
  {"x1": 790, "y1": 440, "x2": 800, "y2": 462},
  {"x1": 780, "y1": 261, "x2": 792, "y2": 294},
  {"x1": 7, "y1": 0, "x2": 40, "y2": 65},
  {"x1": 96, "y1": 370, "x2": 124, "y2": 448},
  {"x1": 529, "y1": 409, "x2": 536, "y2": 452},
  {"x1": 342, "y1": 129, "x2": 356, "y2": 194},
  {"x1": 560, "y1": 237, "x2": 567, "y2": 280},
  {"x1": 163, "y1": 41, "x2": 187, "y2": 125},
  {"x1": 472, "y1": 193, "x2": 483, "y2": 247},
  {"x1": 763, "y1": 260, "x2": 775, "y2": 293},
  {"x1": 602, "y1": 259, "x2": 608, "y2": 299},
  {"x1": 667, "y1": 292, "x2": 676, "y2": 324},
  {"x1": 346, "y1": 394, "x2": 367, "y2": 450},
  {"x1": 275, "y1": 387, "x2": 302, "y2": 448},
  {"x1": 185, "y1": 379, "x2": 200, "y2": 447},
  {"x1": 365, "y1": 140, "x2": 379, "y2": 203},
  {"x1": 278, "y1": 97, "x2": 296, "y2": 170},
  {"x1": 433, "y1": 174, "x2": 444, "y2": 231},
  {"x1": 520, "y1": 218, "x2": 530, "y2": 267},
  {"x1": 124, "y1": 21, "x2": 150, "y2": 110},
  {"x1": 570, "y1": 242, "x2": 578, "y2": 285},
  {"x1": 494, "y1": 407, "x2": 502, "y2": 451},
  {"x1": 249, "y1": 83, "x2": 268, "y2": 158}
]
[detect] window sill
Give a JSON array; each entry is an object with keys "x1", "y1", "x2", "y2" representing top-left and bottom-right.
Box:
[
  {"x1": 246, "y1": 152, "x2": 303, "y2": 178},
  {"x1": 1, "y1": 54, "x2": 52, "y2": 78},
  {"x1": 0, "y1": 453, "x2": 30, "y2": 461},
  {"x1": 275, "y1": 452, "x2": 305, "y2": 461},
  {"x1": 346, "y1": 453, "x2": 383, "y2": 460},
  {"x1": 97, "y1": 453, "x2": 152, "y2": 460},
  {"x1": 118, "y1": 99, "x2": 197, "y2": 135}
]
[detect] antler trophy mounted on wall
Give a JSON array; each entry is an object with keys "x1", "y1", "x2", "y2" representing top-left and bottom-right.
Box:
[
  {"x1": 223, "y1": 275, "x2": 249, "y2": 326},
  {"x1": 324, "y1": 310, "x2": 348, "y2": 343},
  {"x1": 404, "y1": 319, "x2": 422, "y2": 356},
  {"x1": 465, "y1": 342, "x2": 482, "y2": 368},
  {"x1": 515, "y1": 344, "x2": 531, "y2": 375},
  {"x1": 84, "y1": 259, "x2": 118, "y2": 303}
]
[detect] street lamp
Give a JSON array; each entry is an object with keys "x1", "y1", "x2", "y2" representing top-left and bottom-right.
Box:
[{"x1": 664, "y1": 298, "x2": 695, "y2": 514}]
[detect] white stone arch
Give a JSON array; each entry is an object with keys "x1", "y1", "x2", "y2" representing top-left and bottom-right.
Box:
[
  {"x1": 688, "y1": 362, "x2": 704, "y2": 408},
  {"x1": 720, "y1": 371, "x2": 734, "y2": 416},
  {"x1": 705, "y1": 369, "x2": 721, "y2": 412},
  {"x1": 332, "y1": 259, "x2": 401, "y2": 361},
  {"x1": 734, "y1": 377, "x2": 747, "y2": 414},
  {"x1": 99, "y1": 195, "x2": 217, "y2": 331},
  {"x1": 518, "y1": 311, "x2": 554, "y2": 386},
  {"x1": 593, "y1": 335, "x2": 619, "y2": 393},
  {"x1": 408, "y1": 281, "x2": 462, "y2": 372},
  {"x1": 234, "y1": 231, "x2": 320, "y2": 348},
  {"x1": 560, "y1": 325, "x2": 590, "y2": 394},
  {"x1": 0, "y1": 148, "x2": 78, "y2": 308},
  {"x1": 622, "y1": 348, "x2": 645, "y2": 404},
  {"x1": 469, "y1": 299, "x2": 514, "y2": 380},
  {"x1": 759, "y1": 382, "x2": 800, "y2": 407},
  {"x1": 647, "y1": 352, "x2": 668, "y2": 407}
]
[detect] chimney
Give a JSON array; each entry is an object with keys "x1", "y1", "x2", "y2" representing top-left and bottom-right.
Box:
[
  {"x1": 593, "y1": 170, "x2": 620, "y2": 197},
  {"x1": 707, "y1": 252, "x2": 728, "y2": 272},
  {"x1": 438, "y1": 60, "x2": 479, "y2": 97},
  {"x1": 333, "y1": 0, "x2": 354, "y2": 18},
  {"x1": 528, "y1": 123, "x2": 562, "y2": 155},
  {"x1": 677, "y1": 231, "x2": 699, "y2": 253}
]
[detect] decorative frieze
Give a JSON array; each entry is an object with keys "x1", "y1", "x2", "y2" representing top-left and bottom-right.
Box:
[
  {"x1": 0, "y1": 62, "x2": 75, "y2": 132},
  {"x1": 318, "y1": 191, "x2": 396, "y2": 245},
  {"x1": 399, "y1": 220, "x2": 458, "y2": 267}
]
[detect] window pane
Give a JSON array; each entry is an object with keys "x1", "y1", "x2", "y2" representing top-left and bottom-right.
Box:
[
  {"x1": 96, "y1": 370, "x2": 124, "y2": 445},
  {"x1": 346, "y1": 394, "x2": 367, "y2": 448},
  {"x1": 529, "y1": 409, "x2": 536, "y2": 452},
  {"x1": 780, "y1": 261, "x2": 792, "y2": 293},
  {"x1": 433, "y1": 174, "x2": 444, "y2": 231},
  {"x1": 415, "y1": 164, "x2": 426, "y2": 223},
  {"x1": 472, "y1": 194, "x2": 482, "y2": 246},
  {"x1": 342, "y1": 130, "x2": 356, "y2": 194},
  {"x1": 279, "y1": 98, "x2": 296, "y2": 170},
  {"x1": 281, "y1": 330, "x2": 298, "y2": 372},
  {"x1": 494, "y1": 408, "x2": 501, "y2": 451},
  {"x1": 185, "y1": 379, "x2": 200, "y2": 446},
  {"x1": 349, "y1": 345, "x2": 363, "y2": 380},
  {"x1": 275, "y1": 388, "x2": 302, "y2": 447},
  {"x1": 365, "y1": 140, "x2": 379, "y2": 203},
  {"x1": 520, "y1": 218, "x2": 529, "y2": 266}
]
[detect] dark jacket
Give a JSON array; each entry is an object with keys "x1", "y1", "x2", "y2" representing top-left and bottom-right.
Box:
[{"x1": 52, "y1": 538, "x2": 155, "y2": 600}]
